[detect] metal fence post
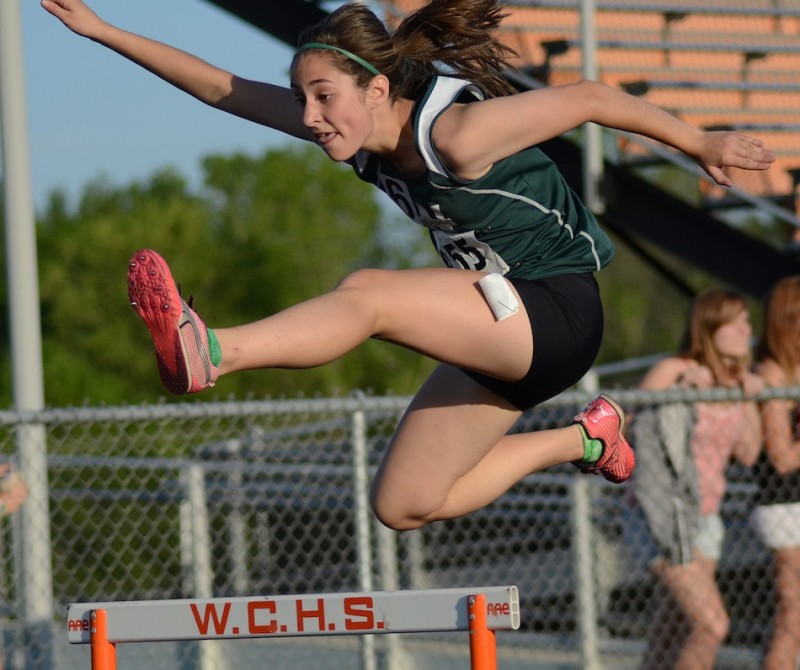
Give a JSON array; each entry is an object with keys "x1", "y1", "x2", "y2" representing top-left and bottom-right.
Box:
[
  {"x1": 376, "y1": 522, "x2": 411, "y2": 670},
  {"x1": 571, "y1": 477, "x2": 602, "y2": 670},
  {"x1": 580, "y1": 0, "x2": 605, "y2": 214},
  {"x1": 226, "y1": 445, "x2": 250, "y2": 596},
  {"x1": 1, "y1": 2, "x2": 54, "y2": 663},
  {"x1": 16, "y1": 423, "x2": 53, "y2": 670},
  {"x1": 351, "y1": 406, "x2": 377, "y2": 670},
  {"x1": 182, "y1": 464, "x2": 226, "y2": 670}
]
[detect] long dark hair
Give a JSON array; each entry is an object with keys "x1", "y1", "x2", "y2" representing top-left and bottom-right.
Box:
[{"x1": 294, "y1": 0, "x2": 518, "y2": 99}]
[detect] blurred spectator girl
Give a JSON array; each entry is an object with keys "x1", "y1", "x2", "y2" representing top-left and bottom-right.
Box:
[
  {"x1": 752, "y1": 275, "x2": 800, "y2": 670},
  {"x1": 633, "y1": 288, "x2": 762, "y2": 670}
]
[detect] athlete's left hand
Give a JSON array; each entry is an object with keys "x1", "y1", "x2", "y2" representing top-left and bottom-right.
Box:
[{"x1": 696, "y1": 131, "x2": 776, "y2": 187}]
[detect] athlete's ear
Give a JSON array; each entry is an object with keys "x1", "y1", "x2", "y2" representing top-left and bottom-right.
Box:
[{"x1": 368, "y1": 74, "x2": 390, "y2": 108}]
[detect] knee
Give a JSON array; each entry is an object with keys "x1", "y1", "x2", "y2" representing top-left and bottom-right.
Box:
[
  {"x1": 370, "y1": 500, "x2": 424, "y2": 532},
  {"x1": 369, "y1": 484, "x2": 432, "y2": 532},
  {"x1": 334, "y1": 269, "x2": 391, "y2": 325},
  {"x1": 774, "y1": 596, "x2": 800, "y2": 633},
  {"x1": 372, "y1": 507, "x2": 423, "y2": 532},
  {"x1": 336, "y1": 268, "x2": 389, "y2": 293},
  {"x1": 695, "y1": 610, "x2": 729, "y2": 644},
  {"x1": 712, "y1": 614, "x2": 730, "y2": 644}
]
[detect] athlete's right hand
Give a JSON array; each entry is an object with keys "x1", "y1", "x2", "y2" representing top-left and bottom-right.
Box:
[{"x1": 41, "y1": 0, "x2": 106, "y2": 39}]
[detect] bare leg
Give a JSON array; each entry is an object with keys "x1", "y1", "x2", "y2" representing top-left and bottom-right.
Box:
[
  {"x1": 764, "y1": 547, "x2": 800, "y2": 670},
  {"x1": 642, "y1": 573, "x2": 688, "y2": 670},
  {"x1": 369, "y1": 365, "x2": 584, "y2": 530},
  {"x1": 208, "y1": 267, "x2": 584, "y2": 528},
  {"x1": 213, "y1": 267, "x2": 534, "y2": 381},
  {"x1": 203, "y1": 266, "x2": 600, "y2": 528},
  {"x1": 650, "y1": 554, "x2": 729, "y2": 670}
]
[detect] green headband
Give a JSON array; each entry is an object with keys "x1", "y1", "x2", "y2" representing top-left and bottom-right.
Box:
[{"x1": 297, "y1": 42, "x2": 381, "y2": 77}]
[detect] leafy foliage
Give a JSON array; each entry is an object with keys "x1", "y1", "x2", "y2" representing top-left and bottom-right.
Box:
[{"x1": 2, "y1": 145, "x2": 435, "y2": 406}]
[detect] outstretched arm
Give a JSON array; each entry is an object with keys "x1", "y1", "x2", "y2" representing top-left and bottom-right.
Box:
[
  {"x1": 436, "y1": 79, "x2": 775, "y2": 184},
  {"x1": 41, "y1": 0, "x2": 313, "y2": 142}
]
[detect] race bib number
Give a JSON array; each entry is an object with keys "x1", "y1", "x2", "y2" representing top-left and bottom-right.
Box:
[{"x1": 431, "y1": 230, "x2": 510, "y2": 274}]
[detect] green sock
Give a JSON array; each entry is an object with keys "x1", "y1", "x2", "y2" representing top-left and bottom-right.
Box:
[
  {"x1": 207, "y1": 328, "x2": 222, "y2": 367},
  {"x1": 576, "y1": 424, "x2": 604, "y2": 463}
]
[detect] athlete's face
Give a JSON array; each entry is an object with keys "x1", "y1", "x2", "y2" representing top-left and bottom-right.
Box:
[{"x1": 291, "y1": 54, "x2": 375, "y2": 162}]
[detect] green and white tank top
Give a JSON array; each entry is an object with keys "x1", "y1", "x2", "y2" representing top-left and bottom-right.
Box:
[{"x1": 351, "y1": 75, "x2": 615, "y2": 281}]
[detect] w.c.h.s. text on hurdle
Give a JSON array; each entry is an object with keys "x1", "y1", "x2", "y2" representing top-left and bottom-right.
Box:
[{"x1": 190, "y1": 595, "x2": 383, "y2": 636}]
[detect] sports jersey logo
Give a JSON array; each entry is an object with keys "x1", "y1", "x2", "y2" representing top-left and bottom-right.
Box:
[{"x1": 377, "y1": 174, "x2": 456, "y2": 231}]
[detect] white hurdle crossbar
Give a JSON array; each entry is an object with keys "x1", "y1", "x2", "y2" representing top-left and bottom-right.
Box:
[{"x1": 68, "y1": 585, "x2": 520, "y2": 670}]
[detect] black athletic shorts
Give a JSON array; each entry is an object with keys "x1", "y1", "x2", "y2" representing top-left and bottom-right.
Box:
[{"x1": 461, "y1": 273, "x2": 603, "y2": 411}]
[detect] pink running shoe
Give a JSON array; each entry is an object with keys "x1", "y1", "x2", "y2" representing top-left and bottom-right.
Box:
[
  {"x1": 572, "y1": 393, "x2": 635, "y2": 484},
  {"x1": 127, "y1": 249, "x2": 219, "y2": 395}
]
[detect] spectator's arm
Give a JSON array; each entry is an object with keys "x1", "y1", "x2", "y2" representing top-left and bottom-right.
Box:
[{"x1": 757, "y1": 360, "x2": 800, "y2": 474}]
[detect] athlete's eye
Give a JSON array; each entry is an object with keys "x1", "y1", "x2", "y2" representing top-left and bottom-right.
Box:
[{"x1": 318, "y1": 93, "x2": 333, "y2": 103}]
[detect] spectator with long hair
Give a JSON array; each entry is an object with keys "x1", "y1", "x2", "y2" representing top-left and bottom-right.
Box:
[
  {"x1": 634, "y1": 288, "x2": 762, "y2": 669},
  {"x1": 752, "y1": 275, "x2": 800, "y2": 670}
]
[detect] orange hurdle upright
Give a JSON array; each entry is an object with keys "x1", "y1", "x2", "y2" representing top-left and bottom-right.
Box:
[
  {"x1": 468, "y1": 593, "x2": 497, "y2": 670},
  {"x1": 90, "y1": 609, "x2": 115, "y2": 670}
]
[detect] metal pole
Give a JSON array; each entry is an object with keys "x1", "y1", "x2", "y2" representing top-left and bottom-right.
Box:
[
  {"x1": 580, "y1": 0, "x2": 606, "y2": 214},
  {"x1": 351, "y1": 408, "x2": 376, "y2": 670},
  {"x1": 376, "y1": 523, "x2": 409, "y2": 670},
  {"x1": 226, "y1": 446, "x2": 250, "y2": 596},
  {"x1": 579, "y1": 369, "x2": 600, "y2": 395},
  {"x1": 184, "y1": 464, "x2": 226, "y2": 670},
  {"x1": 571, "y1": 478, "x2": 602, "y2": 669},
  {"x1": 185, "y1": 465, "x2": 215, "y2": 601},
  {"x1": 0, "y1": 2, "x2": 54, "y2": 667}
]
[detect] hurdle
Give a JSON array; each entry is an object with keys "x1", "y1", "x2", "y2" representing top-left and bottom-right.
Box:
[{"x1": 67, "y1": 585, "x2": 520, "y2": 670}]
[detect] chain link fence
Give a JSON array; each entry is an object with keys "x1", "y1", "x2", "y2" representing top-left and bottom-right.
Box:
[{"x1": 0, "y1": 386, "x2": 795, "y2": 669}]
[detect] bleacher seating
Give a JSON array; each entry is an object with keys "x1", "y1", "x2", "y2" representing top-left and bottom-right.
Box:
[{"x1": 385, "y1": 0, "x2": 800, "y2": 218}]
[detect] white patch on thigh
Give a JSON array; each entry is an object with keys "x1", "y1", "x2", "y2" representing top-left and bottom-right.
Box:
[{"x1": 478, "y1": 273, "x2": 520, "y2": 321}]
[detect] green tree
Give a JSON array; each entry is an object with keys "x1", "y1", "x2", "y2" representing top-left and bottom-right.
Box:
[
  {"x1": 36, "y1": 169, "x2": 215, "y2": 404},
  {"x1": 27, "y1": 145, "x2": 434, "y2": 406}
]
